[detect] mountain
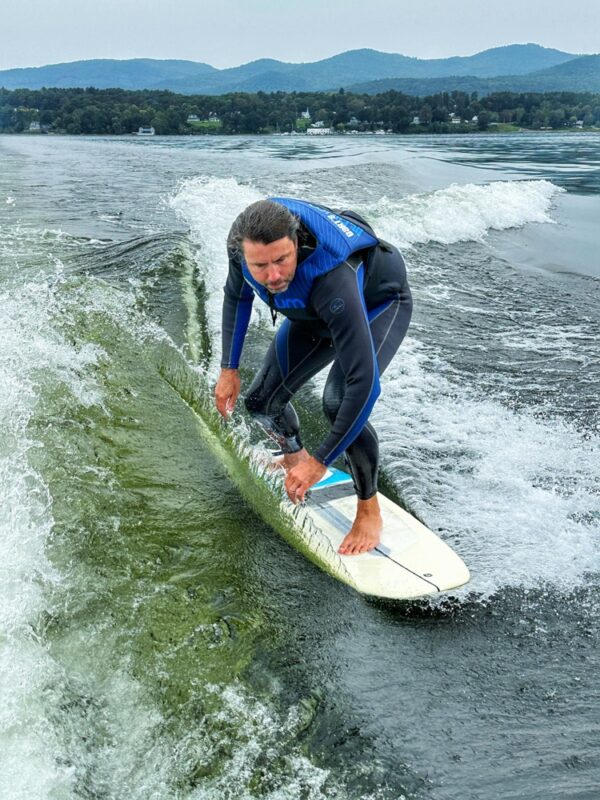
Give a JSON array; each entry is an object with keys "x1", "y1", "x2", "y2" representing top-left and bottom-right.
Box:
[
  {"x1": 348, "y1": 54, "x2": 600, "y2": 96},
  {"x1": 0, "y1": 45, "x2": 581, "y2": 95},
  {"x1": 0, "y1": 58, "x2": 217, "y2": 91},
  {"x1": 415, "y1": 43, "x2": 577, "y2": 78},
  {"x1": 532, "y1": 53, "x2": 600, "y2": 87}
]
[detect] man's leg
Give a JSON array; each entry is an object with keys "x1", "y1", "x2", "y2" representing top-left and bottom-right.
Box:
[
  {"x1": 244, "y1": 319, "x2": 334, "y2": 460},
  {"x1": 323, "y1": 290, "x2": 413, "y2": 554}
]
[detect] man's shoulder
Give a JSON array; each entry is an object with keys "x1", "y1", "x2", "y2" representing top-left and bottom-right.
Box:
[
  {"x1": 309, "y1": 258, "x2": 364, "y2": 313},
  {"x1": 310, "y1": 254, "x2": 362, "y2": 285}
]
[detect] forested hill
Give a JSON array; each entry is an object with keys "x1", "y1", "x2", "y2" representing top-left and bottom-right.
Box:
[
  {"x1": 0, "y1": 44, "x2": 582, "y2": 94},
  {"x1": 350, "y1": 55, "x2": 600, "y2": 96},
  {"x1": 2, "y1": 86, "x2": 599, "y2": 135}
]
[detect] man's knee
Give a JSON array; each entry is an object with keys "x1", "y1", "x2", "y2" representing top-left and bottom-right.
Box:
[{"x1": 244, "y1": 389, "x2": 267, "y2": 418}]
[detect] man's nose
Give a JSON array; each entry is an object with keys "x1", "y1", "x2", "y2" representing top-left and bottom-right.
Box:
[{"x1": 266, "y1": 264, "x2": 281, "y2": 281}]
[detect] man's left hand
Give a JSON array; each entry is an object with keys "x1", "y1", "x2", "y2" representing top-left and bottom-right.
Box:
[{"x1": 284, "y1": 456, "x2": 327, "y2": 503}]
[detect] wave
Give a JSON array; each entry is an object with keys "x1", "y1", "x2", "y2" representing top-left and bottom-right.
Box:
[
  {"x1": 0, "y1": 269, "x2": 106, "y2": 796},
  {"x1": 170, "y1": 177, "x2": 565, "y2": 269},
  {"x1": 167, "y1": 174, "x2": 599, "y2": 598},
  {"x1": 371, "y1": 337, "x2": 600, "y2": 598},
  {"x1": 169, "y1": 176, "x2": 264, "y2": 372},
  {"x1": 0, "y1": 251, "x2": 403, "y2": 798},
  {"x1": 364, "y1": 179, "x2": 564, "y2": 248},
  {"x1": 2, "y1": 213, "x2": 597, "y2": 796},
  {"x1": 167, "y1": 176, "x2": 565, "y2": 367}
]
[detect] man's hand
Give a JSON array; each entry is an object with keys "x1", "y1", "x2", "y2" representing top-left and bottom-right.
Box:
[
  {"x1": 285, "y1": 456, "x2": 327, "y2": 503},
  {"x1": 215, "y1": 368, "x2": 241, "y2": 418}
]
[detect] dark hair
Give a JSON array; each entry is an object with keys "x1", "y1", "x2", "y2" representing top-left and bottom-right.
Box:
[{"x1": 228, "y1": 200, "x2": 300, "y2": 256}]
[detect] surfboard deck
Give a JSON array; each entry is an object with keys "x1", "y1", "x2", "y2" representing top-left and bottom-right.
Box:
[{"x1": 289, "y1": 465, "x2": 470, "y2": 600}]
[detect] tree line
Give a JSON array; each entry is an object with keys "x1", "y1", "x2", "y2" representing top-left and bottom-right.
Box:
[{"x1": 1, "y1": 86, "x2": 599, "y2": 135}]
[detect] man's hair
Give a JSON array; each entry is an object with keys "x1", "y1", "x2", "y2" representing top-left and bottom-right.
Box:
[{"x1": 228, "y1": 200, "x2": 300, "y2": 256}]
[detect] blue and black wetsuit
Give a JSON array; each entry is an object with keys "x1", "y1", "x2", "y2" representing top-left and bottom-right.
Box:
[{"x1": 221, "y1": 199, "x2": 412, "y2": 500}]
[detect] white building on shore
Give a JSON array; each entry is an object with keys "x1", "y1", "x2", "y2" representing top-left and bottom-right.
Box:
[{"x1": 306, "y1": 121, "x2": 332, "y2": 135}]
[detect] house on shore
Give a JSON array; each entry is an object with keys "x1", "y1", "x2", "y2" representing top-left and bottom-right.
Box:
[{"x1": 306, "y1": 121, "x2": 332, "y2": 135}]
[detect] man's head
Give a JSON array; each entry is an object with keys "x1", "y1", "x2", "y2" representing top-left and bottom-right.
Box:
[{"x1": 229, "y1": 200, "x2": 299, "y2": 293}]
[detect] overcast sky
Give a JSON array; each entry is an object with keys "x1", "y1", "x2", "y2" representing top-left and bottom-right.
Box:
[{"x1": 1, "y1": 0, "x2": 598, "y2": 71}]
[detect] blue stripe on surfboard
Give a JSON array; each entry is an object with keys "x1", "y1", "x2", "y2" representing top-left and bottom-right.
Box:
[{"x1": 312, "y1": 467, "x2": 353, "y2": 490}]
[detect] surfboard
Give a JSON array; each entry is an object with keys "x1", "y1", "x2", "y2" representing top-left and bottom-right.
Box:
[
  {"x1": 288, "y1": 464, "x2": 470, "y2": 600},
  {"x1": 160, "y1": 360, "x2": 469, "y2": 601}
]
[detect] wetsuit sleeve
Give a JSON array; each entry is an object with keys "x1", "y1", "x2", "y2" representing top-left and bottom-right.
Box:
[
  {"x1": 221, "y1": 249, "x2": 255, "y2": 369},
  {"x1": 310, "y1": 262, "x2": 381, "y2": 466}
]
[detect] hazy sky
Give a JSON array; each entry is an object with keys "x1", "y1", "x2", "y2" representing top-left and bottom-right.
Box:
[{"x1": 1, "y1": 0, "x2": 598, "y2": 71}]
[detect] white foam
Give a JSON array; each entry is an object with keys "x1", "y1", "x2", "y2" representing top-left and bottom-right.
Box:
[
  {"x1": 183, "y1": 682, "x2": 373, "y2": 800},
  {"x1": 168, "y1": 176, "x2": 265, "y2": 372},
  {"x1": 373, "y1": 338, "x2": 600, "y2": 597},
  {"x1": 0, "y1": 259, "x2": 206, "y2": 798},
  {"x1": 0, "y1": 270, "x2": 108, "y2": 797},
  {"x1": 365, "y1": 180, "x2": 564, "y2": 249}
]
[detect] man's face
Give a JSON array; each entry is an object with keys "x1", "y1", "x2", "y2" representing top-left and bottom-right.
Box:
[{"x1": 242, "y1": 236, "x2": 298, "y2": 294}]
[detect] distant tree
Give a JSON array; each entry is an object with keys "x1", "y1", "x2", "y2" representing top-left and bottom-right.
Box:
[
  {"x1": 419, "y1": 104, "x2": 432, "y2": 124},
  {"x1": 549, "y1": 108, "x2": 566, "y2": 128},
  {"x1": 477, "y1": 112, "x2": 491, "y2": 131}
]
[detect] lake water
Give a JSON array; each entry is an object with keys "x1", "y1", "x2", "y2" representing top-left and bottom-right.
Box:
[{"x1": 1, "y1": 132, "x2": 599, "y2": 799}]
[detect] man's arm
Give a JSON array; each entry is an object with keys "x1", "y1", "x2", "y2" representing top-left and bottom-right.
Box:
[
  {"x1": 221, "y1": 248, "x2": 255, "y2": 369},
  {"x1": 310, "y1": 261, "x2": 381, "y2": 466},
  {"x1": 215, "y1": 249, "x2": 254, "y2": 418}
]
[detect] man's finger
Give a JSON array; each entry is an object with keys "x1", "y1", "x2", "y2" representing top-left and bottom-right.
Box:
[
  {"x1": 285, "y1": 478, "x2": 298, "y2": 503},
  {"x1": 286, "y1": 482, "x2": 306, "y2": 503},
  {"x1": 216, "y1": 395, "x2": 230, "y2": 418}
]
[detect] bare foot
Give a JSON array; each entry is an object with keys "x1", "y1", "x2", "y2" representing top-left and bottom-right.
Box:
[{"x1": 338, "y1": 496, "x2": 383, "y2": 556}]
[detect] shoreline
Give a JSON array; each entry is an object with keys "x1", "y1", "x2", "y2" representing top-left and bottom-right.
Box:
[{"x1": 3, "y1": 127, "x2": 600, "y2": 137}]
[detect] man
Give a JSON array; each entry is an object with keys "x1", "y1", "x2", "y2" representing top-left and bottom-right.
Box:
[{"x1": 214, "y1": 198, "x2": 412, "y2": 555}]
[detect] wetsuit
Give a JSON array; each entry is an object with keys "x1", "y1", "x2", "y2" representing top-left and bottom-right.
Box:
[{"x1": 221, "y1": 202, "x2": 412, "y2": 499}]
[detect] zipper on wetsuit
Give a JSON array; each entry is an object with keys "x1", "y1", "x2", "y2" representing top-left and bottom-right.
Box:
[{"x1": 267, "y1": 292, "x2": 278, "y2": 326}]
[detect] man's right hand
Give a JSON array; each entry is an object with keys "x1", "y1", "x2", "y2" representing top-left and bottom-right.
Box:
[{"x1": 214, "y1": 368, "x2": 241, "y2": 418}]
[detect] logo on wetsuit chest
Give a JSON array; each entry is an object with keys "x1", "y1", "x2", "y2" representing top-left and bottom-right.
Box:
[
  {"x1": 330, "y1": 297, "x2": 345, "y2": 315},
  {"x1": 274, "y1": 297, "x2": 305, "y2": 309}
]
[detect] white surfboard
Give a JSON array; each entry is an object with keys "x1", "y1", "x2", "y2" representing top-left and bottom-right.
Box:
[
  {"x1": 168, "y1": 371, "x2": 470, "y2": 601},
  {"x1": 293, "y1": 465, "x2": 470, "y2": 600}
]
